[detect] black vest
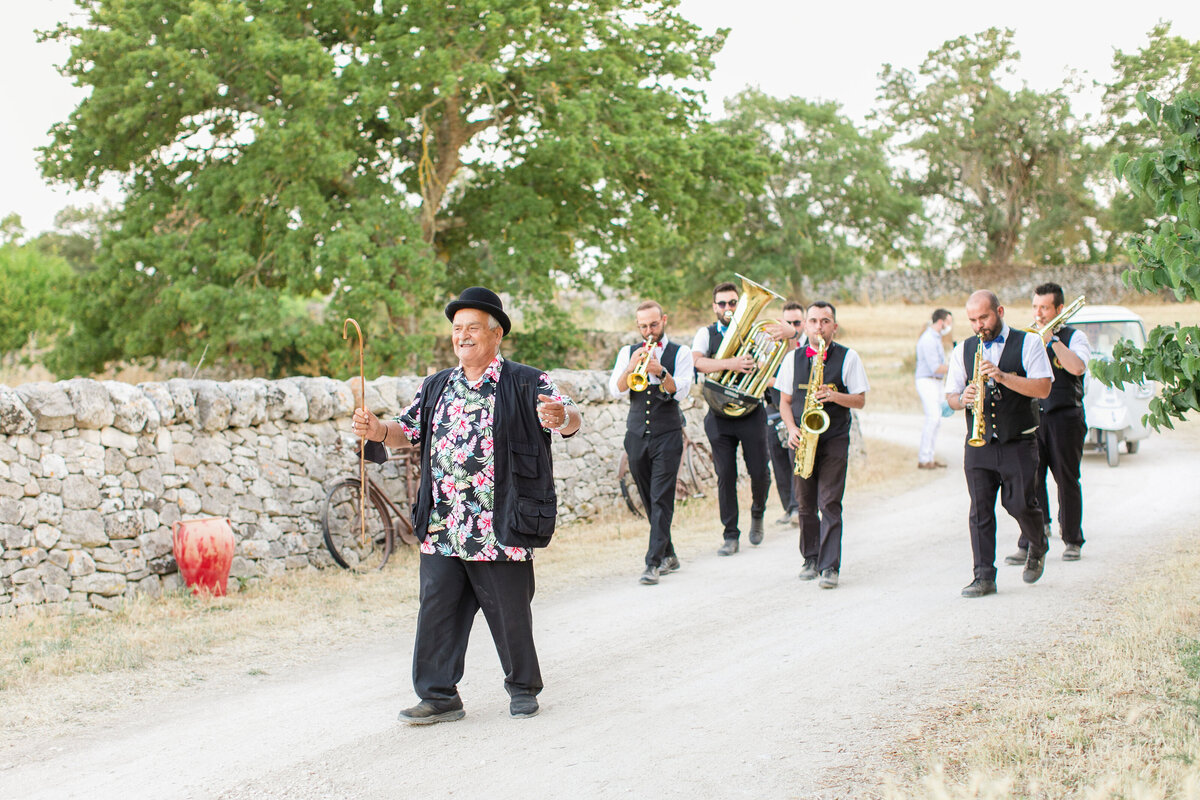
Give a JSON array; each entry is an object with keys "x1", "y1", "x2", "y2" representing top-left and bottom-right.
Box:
[
  {"x1": 788, "y1": 342, "x2": 851, "y2": 440},
  {"x1": 963, "y1": 331, "x2": 1041, "y2": 443},
  {"x1": 1040, "y1": 326, "x2": 1084, "y2": 413},
  {"x1": 625, "y1": 340, "x2": 683, "y2": 436},
  {"x1": 406, "y1": 360, "x2": 562, "y2": 549}
]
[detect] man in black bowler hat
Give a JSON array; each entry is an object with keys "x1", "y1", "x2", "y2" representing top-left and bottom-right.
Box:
[
  {"x1": 352, "y1": 286, "x2": 581, "y2": 723},
  {"x1": 945, "y1": 290, "x2": 1053, "y2": 598}
]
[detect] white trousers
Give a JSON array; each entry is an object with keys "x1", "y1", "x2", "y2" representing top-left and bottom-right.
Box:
[{"x1": 915, "y1": 377, "x2": 944, "y2": 464}]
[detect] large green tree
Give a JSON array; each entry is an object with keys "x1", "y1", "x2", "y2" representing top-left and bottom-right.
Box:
[
  {"x1": 41, "y1": 0, "x2": 759, "y2": 376},
  {"x1": 1096, "y1": 93, "x2": 1200, "y2": 429},
  {"x1": 877, "y1": 28, "x2": 1096, "y2": 266},
  {"x1": 692, "y1": 89, "x2": 924, "y2": 297},
  {"x1": 0, "y1": 239, "x2": 74, "y2": 353}
]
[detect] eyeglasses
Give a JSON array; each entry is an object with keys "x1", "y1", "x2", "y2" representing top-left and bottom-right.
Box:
[
  {"x1": 715, "y1": 300, "x2": 738, "y2": 308},
  {"x1": 786, "y1": 320, "x2": 805, "y2": 327}
]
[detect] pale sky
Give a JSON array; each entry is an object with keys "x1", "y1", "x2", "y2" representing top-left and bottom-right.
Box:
[{"x1": 4, "y1": 0, "x2": 1199, "y2": 236}]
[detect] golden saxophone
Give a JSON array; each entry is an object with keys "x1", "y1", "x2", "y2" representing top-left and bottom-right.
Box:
[
  {"x1": 627, "y1": 339, "x2": 654, "y2": 392},
  {"x1": 967, "y1": 346, "x2": 987, "y2": 447},
  {"x1": 794, "y1": 336, "x2": 831, "y2": 479}
]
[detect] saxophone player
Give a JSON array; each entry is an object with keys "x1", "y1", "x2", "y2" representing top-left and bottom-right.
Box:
[
  {"x1": 610, "y1": 301, "x2": 693, "y2": 585},
  {"x1": 776, "y1": 302, "x2": 869, "y2": 589},
  {"x1": 945, "y1": 291, "x2": 1053, "y2": 598}
]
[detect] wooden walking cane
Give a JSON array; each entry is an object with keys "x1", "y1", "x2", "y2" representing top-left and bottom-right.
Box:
[{"x1": 343, "y1": 318, "x2": 366, "y2": 546}]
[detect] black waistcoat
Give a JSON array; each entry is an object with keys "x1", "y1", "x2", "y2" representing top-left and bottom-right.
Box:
[
  {"x1": 705, "y1": 322, "x2": 723, "y2": 357},
  {"x1": 625, "y1": 340, "x2": 683, "y2": 436},
  {"x1": 408, "y1": 360, "x2": 562, "y2": 549},
  {"x1": 788, "y1": 342, "x2": 851, "y2": 440},
  {"x1": 963, "y1": 331, "x2": 1040, "y2": 443},
  {"x1": 1040, "y1": 326, "x2": 1084, "y2": 413}
]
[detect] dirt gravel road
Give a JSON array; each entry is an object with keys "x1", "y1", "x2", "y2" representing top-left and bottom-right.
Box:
[{"x1": 2, "y1": 411, "x2": 1196, "y2": 800}]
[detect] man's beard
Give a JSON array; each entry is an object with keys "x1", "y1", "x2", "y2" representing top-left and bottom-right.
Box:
[{"x1": 978, "y1": 325, "x2": 1000, "y2": 342}]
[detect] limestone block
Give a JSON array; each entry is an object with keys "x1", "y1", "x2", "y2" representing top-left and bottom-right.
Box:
[
  {"x1": 13, "y1": 581, "x2": 46, "y2": 606},
  {"x1": 47, "y1": 549, "x2": 70, "y2": 567},
  {"x1": 15, "y1": 383, "x2": 74, "y2": 431},
  {"x1": 194, "y1": 381, "x2": 232, "y2": 431},
  {"x1": 138, "y1": 526, "x2": 174, "y2": 559},
  {"x1": 269, "y1": 378, "x2": 309, "y2": 422},
  {"x1": 43, "y1": 583, "x2": 70, "y2": 603},
  {"x1": 74, "y1": 572, "x2": 127, "y2": 596},
  {"x1": 225, "y1": 380, "x2": 267, "y2": 428},
  {"x1": 10, "y1": 567, "x2": 39, "y2": 585},
  {"x1": 66, "y1": 550, "x2": 96, "y2": 577},
  {"x1": 176, "y1": 489, "x2": 202, "y2": 514},
  {"x1": 94, "y1": 548, "x2": 146, "y2": 575},
  {"x1": 195, "y1": 436, "x2": 232, "y2": 465},
  {"x1": 89, "y1": 593, "x2": 125, "y2": 612},
  {"x1": 297, "y1": 378, "x2": 335, "y2": 422},
  {"x1": 172, "y1": 443, "x2": 200, "y2": 468},
  {"x1": 134, "y1": 575, "x2": 163, "y2": 598},
  {"x1": 139, "y1": 382, "x2": 177, "y2": 427},
  {"x1": 228, "y1": 556, "x2": 260, "y2": 579},
  {"x1": 2, "y1": 524, "x2": 32, "y2": 549},
  {"x1": 140, "y1": 508, "x2": 160, "y2": 532},
  {"x1": 0, "y1": 480, "x2": 22, "y2": 500},
  {"x1": 148, "y1": 553, "x2": 178, "y2": 575},
  {"x1": 0, "y1": 385, "x2": 35, "y2": 435},
  {"x1": 159, "y1": 503, "x2": 181, "y2": 529},
  {"x1": 138, "y1": 468, "x2": 165, "y2": 496},
  {"x1": 260, "y1": 559, "x2": 285, "y2": 578},
  {"x1": 161, "y1": 572, "x2": 184, "y2": 593},
  {"x1": 37, "y1": 561, "x2": 70, "y2": 586},
  {"x1": 260, "y1": 461, "x2": 291, "y2": 488},
  {"x1": 230, "y1": 507, "x2": 257, "y2": 525},
  {"x1": 201, "y1": 488, "x2": 235, "y2": 516},
  {"x1": 62, "y1": 378, "x2": 115, "y2": 429},
  {"x1": 239, "y1": 539, "x2": 272, "y2": 559},
  {"x1": 99, "y1": 426, "x2": 139, "y2": 452},
  {"x1": 367, "y1": 377, "x2": 397, "y2": 415},
  {"x1": 284, "y1": 555, "x2": 310, "y2": 570},
  {"x1": 104, "y1": 510, "x2": 143, "y2": 540},
  {"x1": 17, "y1": 436, "x2": 40, "y2": 458},
  {"x1": 197, "y1": 464, "x2": 224, "y2": 486},
  {"x1": 62, "y1": 474, "x2": 102, "y2": 510},
  {"x1": 103, "y1": 381, "x2": 156, "y2": 433},
  {"x1": 103, "y1": 449, "x2": 127, "y2": 475},
  {"x1": 394, "y1": 376, "x2": 424, "y2": 409},
  {"x1": 33, "y1": 524, "x2": 61, "y2": 549},
  {"x1": 60, "y1": 509, "x2": 107, "y2": 546}
]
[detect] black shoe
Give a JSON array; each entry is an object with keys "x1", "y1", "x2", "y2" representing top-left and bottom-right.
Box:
[
  {"x1": 1003, "y1": 548, "x2": 1028, "y2": 566},
  {"x1": 660, "y1": 554, "x2": 681, "y2": 574},
  {"x1": 1062, "y1": 544, "x2": 1081, "y2": 561},
  {"x1": 748, "y1": 517, "x2": 764, "y2": 546},
  {"x1": 774, "y1": 512, "x2": 793, "y2": 525},
  {"x1": 398, "y1": 700, "x2": 465, "y2": 725},
  {"x1": 717, "y1": 539, "x2": 739, "y2": 556},
  {"x1": 961, "y1": 578, "x2": 997, "y2": 598},
  {"x1": 510, "y1": 694, "x2": 539, "y2": 719},
  {"x1": 798, "y1": 559, "x2": 818, "y2": 581},
  {"x1": 818, "y1": 569, "x2": 839, "y2": 589},
  {"x1": 639, "y1": 564, "x2": 660, "y2": 585},
  {"x1": 1023, "y1": 555, "x2": 1045, "y2": 584}
]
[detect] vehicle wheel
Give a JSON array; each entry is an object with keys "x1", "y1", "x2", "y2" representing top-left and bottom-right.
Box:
[
  {"x1": 321, "y1": 479, "x2": 394, "y2": 570},
  {"x1": 683, "y1": 439, "x2": 716, "y2": 498},
  {"x1": 1125, "y1": 440, "x2": 1140, "y2": 455},
  {"x1": 617, "y1": 454, "x2": 645, "y2": 517},
  {"x1": 1104, "y1": 431, "x2": 1120, "y2": 468}
]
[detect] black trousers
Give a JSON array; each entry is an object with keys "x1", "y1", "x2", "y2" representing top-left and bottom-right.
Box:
[
  {"x1": 794, "y1": 435, "x2": 849, "y2": 572},
  {"x1": 625, "y1": 427, "x2": 684, "y2": 567},
  {"x1": 704, "y1": 406, "x2": 771, "y2": 540},
  {"x1": 964, "y1": 438, "x2": 1048, "y2": 581},
  {"x1": 1028, "y1": 406, "x2": 1086, "y2": 548},
  {"x1": 413, "y1": 553, "x2": 542, "y2": 708},
  {"x1": 766, "y1": 414, "x2": 797, "y2": 514}
]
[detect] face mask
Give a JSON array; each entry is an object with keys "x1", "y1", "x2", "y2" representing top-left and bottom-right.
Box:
[{"x1": 941, "y1": 324, "x2": 952, "y2": 336}]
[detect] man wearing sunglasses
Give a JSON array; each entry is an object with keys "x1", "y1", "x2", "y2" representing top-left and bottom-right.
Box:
[
  {"x1": 762, "y1": 301, "x2": 806, "y2": 526},
  {"x1": 692, "y1": 282, "x2": 774, "y2": 556}
]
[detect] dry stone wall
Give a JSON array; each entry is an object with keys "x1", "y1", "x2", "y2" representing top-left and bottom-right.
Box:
[{"x1": 0, "y1": 371, "x2": 707, "y2": 615}]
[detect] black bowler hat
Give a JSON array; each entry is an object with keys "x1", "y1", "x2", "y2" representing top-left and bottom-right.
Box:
[{"x1": 444, "y1": 286, "x2": 512, "y2": 335}]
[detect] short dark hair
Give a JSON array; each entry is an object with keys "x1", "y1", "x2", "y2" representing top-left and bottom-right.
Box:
[
  {"x1": 712, "y1": 282, "x2": 737, "y2": 300},
  {"x1": 1034, "y1": 282, "x2": 1065, "y2": 307},
  {"x1": 782, "y1": 301, "x2": 804, "y2": 313},
  {"x1": 636, "y1": 300, "x2": 663, "y2": 315},
  {"x1": 807, "y1": 300, "x2": 837, "y2": 321},
  {"x1": 931, "y1": 308, "x2": 952, "y2": 324}
]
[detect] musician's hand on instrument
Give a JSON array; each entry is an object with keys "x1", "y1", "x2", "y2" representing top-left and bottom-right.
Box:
[
  {"x1": 814, "y1": 384, "x2": 836, "y2": 403},
  {"x1": 352, "y1": 407, "x2": 384, "y2": 442},
  {"x1": 732, "y1": 353, "x2": 756, "y2": 373},
  {"x1": 786, "y1": 427, "x2": 802, "y2": 449},
  {"x1": 647, "y1": 355, "x2": 664, "y2": 376},
  {"x1": 980, "y1": 360, "x2": 1002, "y2": 381},
  {"x1": 761, "y1": 321, "x2": 794, "y2": 342},
  {"x1": 537, "y1": 394, "x2": 567, "y2": 430}
]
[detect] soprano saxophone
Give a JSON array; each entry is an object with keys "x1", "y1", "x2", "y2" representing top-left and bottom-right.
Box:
[{"x1": 967, "y1": 346, "x2": 987, "y2": 447}]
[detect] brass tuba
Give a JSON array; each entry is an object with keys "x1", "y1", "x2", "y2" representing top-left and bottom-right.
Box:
[
  {"x1": 701, "y1": 274, "x2": 788, "y2": 418},
  {"x1": 793, "y1": 336, "x2": 831, "y2": 479}
]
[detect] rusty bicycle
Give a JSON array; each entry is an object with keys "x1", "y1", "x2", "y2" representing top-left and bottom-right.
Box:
[{"x1": 320, "y1": 450, "x2": 421, "y2": 570}]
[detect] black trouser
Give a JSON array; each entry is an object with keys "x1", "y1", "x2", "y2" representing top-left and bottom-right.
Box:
[
  {"x1": 413, "y1": 553, "x2": 542, "y2": 708},
  {"x1": 1028, "y1": 406, "x2": 1086, "y2": 548},
  {"x1": 766, "y1": 412, "x2": 797, "y2": 514},
  {"x1": 704, "y1": 406, "x2": 771, "y2": 540},
  {"x1": 625, "y1": 427, "x2": 684, "y2": 567},
  {"x1": 964, "y1": 438, "x2": 1048, "y2": 581},
  {"x1": 794, "y1": 434, "x2": 849, "y2": 572}
]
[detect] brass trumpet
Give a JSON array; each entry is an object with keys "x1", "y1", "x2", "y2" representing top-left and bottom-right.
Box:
[
  {"x1": 627, "y1": 339, "x2": 654, "y2": 392},
  {"x1": 1023, "y1": 295, "x2": 1085, "y2": 342}
]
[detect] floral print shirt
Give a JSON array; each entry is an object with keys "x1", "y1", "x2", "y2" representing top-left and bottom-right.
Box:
[{"x1": 394, "y1": 354, "x2": 574, "y2": 561}]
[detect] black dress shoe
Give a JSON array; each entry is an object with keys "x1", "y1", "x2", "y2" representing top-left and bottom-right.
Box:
[
  {"x1": 1003, "y1": 547, "x2": 1028, "y2": 566},
  {"x1": 510, "y1": 694, "x2": 540, "y2": 719},
  {"x1": 798, "y1": 559, "x2": 818, "y2": 581},
  {"x1": 961, "y1": 578, "x2": 997, "y2": 598},
  {"x1": 1022, "y1": 555, "x2": 1045, "y2": 584},
  {"x1": 717, "y1": 539, "x2": 739, "y2": 556},
  {"x1": 748, "y1": 517, "x2": 764, "y2": 545},
  {"x1": 1062, "y1": 544, "x2": 1081, "y2": 561},
  {"x1": 398, "y1": 700, "x2": 465, "y2": 725}
]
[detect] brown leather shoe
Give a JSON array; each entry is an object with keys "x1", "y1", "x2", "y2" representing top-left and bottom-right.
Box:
[{"x1": 918, "y1": 462, "x2": 935, "y2": 470}]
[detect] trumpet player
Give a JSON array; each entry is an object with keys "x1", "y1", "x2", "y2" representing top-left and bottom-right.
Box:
[
  {"x1": 777, "y1": 302, "x2": 868, "y2": 589},
  {"x1": 693, "y1": 282, "x2": 773, "y2": 555},
  {"x1": 945, "y1": 290, "x2": 1053, "y2": 598},
  {"x1": 1004, "y1": 282, "x2": 1091, "y2": 565},
  {"x1": 610, "y1": 301, "x2": 693, "y2": 585}
]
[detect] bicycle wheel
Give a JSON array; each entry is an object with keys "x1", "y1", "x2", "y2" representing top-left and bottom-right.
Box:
[
  {"x1": 321, "y1": 478, "x2": 394, "y2": 570},
  {"x1": 682, "y1": 439, "x2": 716, "y2": 498},
  {"x1": 616, "y1": 453, "x2": 645, "y2": 517}
]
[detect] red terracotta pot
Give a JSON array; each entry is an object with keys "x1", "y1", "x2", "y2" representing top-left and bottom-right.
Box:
[{"x1": 172, "y1": 517, "x2": 236, "y2": 596}]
